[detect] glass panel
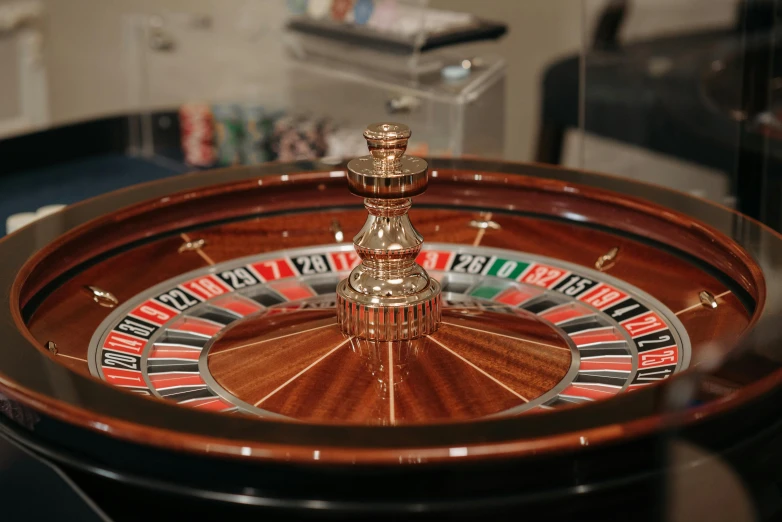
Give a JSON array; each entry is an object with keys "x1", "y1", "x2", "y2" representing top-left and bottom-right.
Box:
[
  {"x1": 575, "y1": 0, "x2": 737, "y2": 205},
  {"x1": 571, "y1": 0, "x2": 782, "y2": 231}
]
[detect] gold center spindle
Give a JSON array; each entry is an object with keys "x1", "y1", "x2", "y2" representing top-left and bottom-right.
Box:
[{"x1": 336, "y1": 123, "x2": 442, "y2": 341}]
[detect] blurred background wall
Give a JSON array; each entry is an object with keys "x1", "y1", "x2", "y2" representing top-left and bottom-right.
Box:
[{"x1": 0, "y1": 0, "x2": 737, "y2": 161}]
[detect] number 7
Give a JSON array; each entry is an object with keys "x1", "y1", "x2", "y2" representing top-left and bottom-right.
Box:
[{"x1": 263, "y1": 261, "x2": 281, "y2": 279}]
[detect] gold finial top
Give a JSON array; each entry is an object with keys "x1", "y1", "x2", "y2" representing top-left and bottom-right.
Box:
[
  {"x1": 363, "y1": 122, "x2": 411, "y2": 142},
  {"x1": 346, "y1": 123, "x2": 428, "y2": 198}
]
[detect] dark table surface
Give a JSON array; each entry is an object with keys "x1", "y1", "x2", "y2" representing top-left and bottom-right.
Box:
[
  {"x1": 0, "y1": 153, "x2": 190, "y2": 237},
  {"x1": 0, "y1": 111, "x2": 195, "y2": 237},
  {"x1": 0, "y1": 427, "x2": 104, "y2": 521}
]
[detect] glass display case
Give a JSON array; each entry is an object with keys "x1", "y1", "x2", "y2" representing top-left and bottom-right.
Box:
[{"x1": 124, "y1": 0, "x2": 506, "y2": 165}]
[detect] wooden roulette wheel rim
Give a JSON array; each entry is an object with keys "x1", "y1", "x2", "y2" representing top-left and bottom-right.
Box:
[{"x1": 0, "y1": 158, "x2": 780, "y2": 471}]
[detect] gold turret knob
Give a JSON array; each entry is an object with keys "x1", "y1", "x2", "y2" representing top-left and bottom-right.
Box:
[{"x1": 336, "y1": 123, "x2": 442, "y2": 341}]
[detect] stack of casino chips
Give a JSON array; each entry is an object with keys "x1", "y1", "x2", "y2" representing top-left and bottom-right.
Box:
[
  {"x1": 269, "y1": 115, "x2": 334, "y2": 162},
  {"x1": 240, "y1": 105, "x2": 277, "y2": 165},
  {"x1": 286, "y1": 0, "x2": 376, "y2": 26},
  {"x1": 286, "y1": 0, "x2": 308, "y2": 15},
  {"x1": 331, "y1": 0, "x2": 354, "y2": 22},
  {"x1": 286, "y1": 0, "x2": 474, "y2": 39},
  {"x1": 181, "y1": 102, "x2": 341, "y2": 165},
  {"x1": 212, "y1": 103, "x2": 245, "y2": 167},
  {"x1": 179, "y1": 103, "x2": 216, "y2": 167}
]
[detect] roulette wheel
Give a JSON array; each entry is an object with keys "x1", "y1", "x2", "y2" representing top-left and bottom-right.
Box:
[{"x1": 1, "y1": 122, "x2": 782, "y2": 521}]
